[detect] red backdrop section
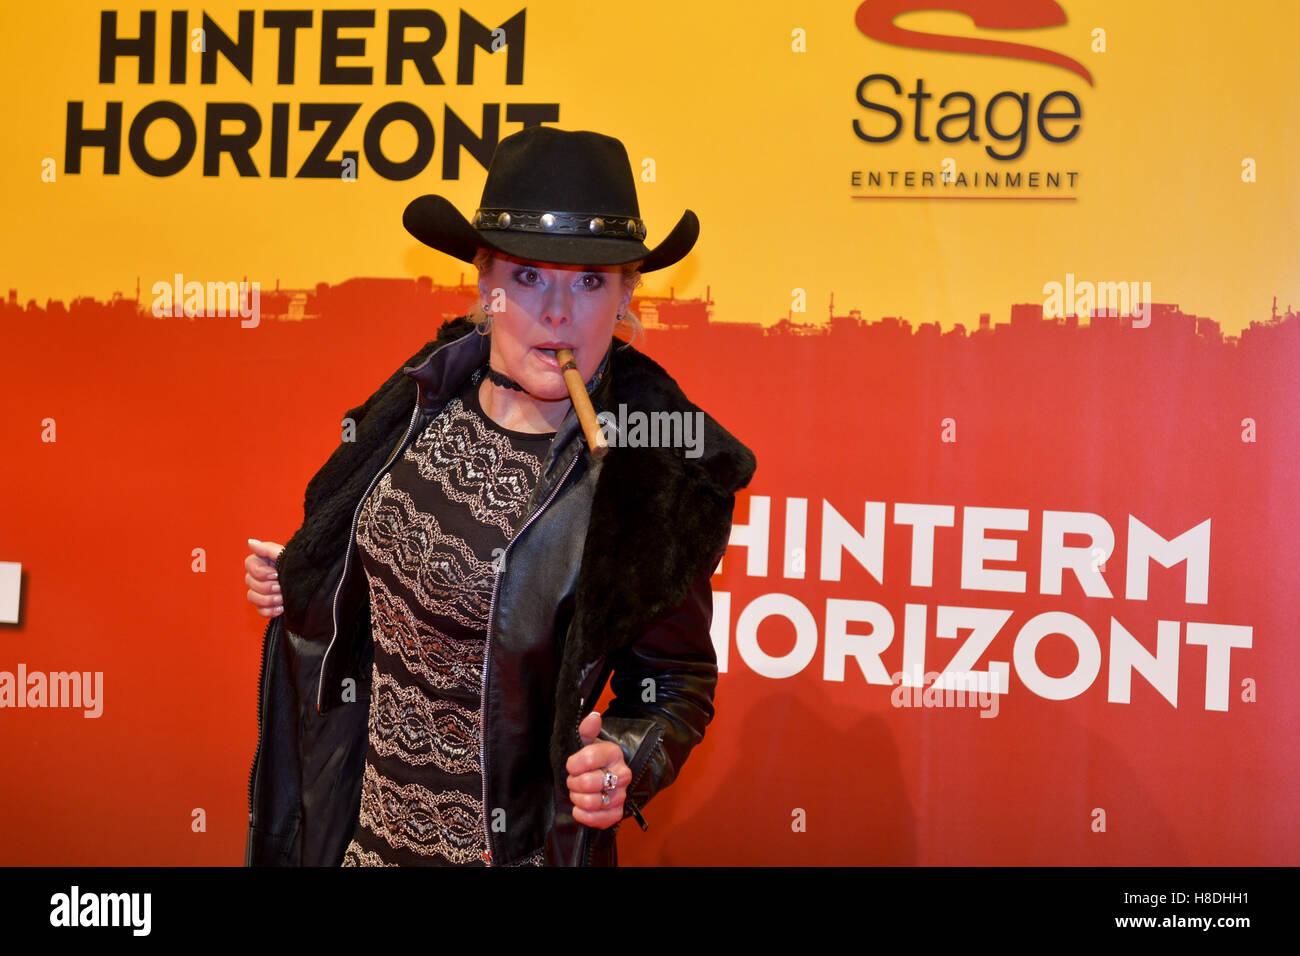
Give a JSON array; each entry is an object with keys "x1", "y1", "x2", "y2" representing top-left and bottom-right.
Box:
[{"x1": 1, "y1": 285, "x2": 1294, "y2": 864}]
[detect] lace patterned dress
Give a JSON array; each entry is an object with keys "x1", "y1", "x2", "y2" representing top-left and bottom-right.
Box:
[{"x1": 341, "y1": 368, "x2": 554, "y2": 866}]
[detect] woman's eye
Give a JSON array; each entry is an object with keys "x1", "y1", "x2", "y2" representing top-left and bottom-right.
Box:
[
  {"x1": 514, "y1": 268, "x2": 540, "y2": 285},
  {"x1": 579, "y1": 273, "x2": 605, "y2": 290}
]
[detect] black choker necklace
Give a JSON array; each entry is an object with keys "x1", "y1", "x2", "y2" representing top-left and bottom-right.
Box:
[
  {"x1": 485, "y1": 366, "x2": 528, "y2": 392},
  {"x1": 478, "y1": 350, "x2": 609, "y2": 395}
]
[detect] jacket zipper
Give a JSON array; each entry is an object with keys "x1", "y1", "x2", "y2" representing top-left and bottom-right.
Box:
[
  {"x1": 316, "y1": 402, "x2": 423, "y2": 713},
  {"x1": 480, "y1": 448, "x2": 582, "y2": 866},
  {"x1": 622, "y1": 723, "x2": 664, "y2": 831},
  {"x1": 247, "y1": 613, "x2": 276, "y2": 818},
  {"x1": 247, "y1": 544, "x2": 289, "y2": 862},
  {"x1": 579, "y1": 721, "x2": 664, "y2": 864}
]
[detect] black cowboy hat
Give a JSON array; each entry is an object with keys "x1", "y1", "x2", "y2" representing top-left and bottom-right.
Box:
[{"x1": 402, "y1": 126, "x2": 699, "y2": 272}]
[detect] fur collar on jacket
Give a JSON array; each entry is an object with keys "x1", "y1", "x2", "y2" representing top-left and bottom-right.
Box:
[{"x1": 277, "y1": 313, "x2": 757, "y2": 707}]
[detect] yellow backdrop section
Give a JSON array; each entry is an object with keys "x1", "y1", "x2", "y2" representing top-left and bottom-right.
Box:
[{"x1": 1, "y1": 0, "x2": 1296, "y2": 332}]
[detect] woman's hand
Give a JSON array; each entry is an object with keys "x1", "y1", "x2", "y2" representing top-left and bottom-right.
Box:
[
  {"x1": 565, "y1": 711, "x2": 631, "y2": 830},
  {"x1": 245, "y1": 538, "x2": 285, "y2": 618}
]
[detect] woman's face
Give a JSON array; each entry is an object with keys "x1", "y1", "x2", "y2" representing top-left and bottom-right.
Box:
[{"x1": 478, "y1": 251, "x2": 635, "y2": 401}]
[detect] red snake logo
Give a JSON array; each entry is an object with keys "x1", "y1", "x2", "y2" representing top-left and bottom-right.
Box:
[{"x1": 855, "y1": 0, "x2": 1094, "y2": 86}]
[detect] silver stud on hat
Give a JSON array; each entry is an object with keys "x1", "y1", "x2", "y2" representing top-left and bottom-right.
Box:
[
  {"x1": 540, "y1": 213, "x2": 555, "y2": 228},
  {"x1": 497, "y1": 212, "x2": 512, "y2": 228},
  {"x1": 589, "y1": 217, "x2": 605, "y2": 234}
]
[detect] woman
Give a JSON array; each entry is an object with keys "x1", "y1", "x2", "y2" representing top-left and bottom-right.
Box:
[{"x1": 243, "y1": 126, "x2": 756, "y2": 866}]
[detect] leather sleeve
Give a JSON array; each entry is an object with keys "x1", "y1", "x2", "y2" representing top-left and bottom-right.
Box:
[{"x1": 596, "y1": 543, "x2": 724, "y2": 825}]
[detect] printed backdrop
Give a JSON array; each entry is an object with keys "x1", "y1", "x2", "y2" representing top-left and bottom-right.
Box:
[{"x1": 1, "y1": 0, "x2": 1297, "y2": 865}]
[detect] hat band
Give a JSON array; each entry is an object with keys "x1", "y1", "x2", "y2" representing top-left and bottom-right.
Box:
[{"x1": 473, "y1": 207, "x2": 647, "y2": 242}]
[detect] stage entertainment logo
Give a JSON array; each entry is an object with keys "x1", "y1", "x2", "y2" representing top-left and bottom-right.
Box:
[{"x1": 850, "y1": 0, "x2": 1093, "y2": 198}]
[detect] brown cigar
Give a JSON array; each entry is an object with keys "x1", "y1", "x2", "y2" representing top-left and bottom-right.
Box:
[{"x1": 555, "y1": 348, "x2": 609, "y2": 459}]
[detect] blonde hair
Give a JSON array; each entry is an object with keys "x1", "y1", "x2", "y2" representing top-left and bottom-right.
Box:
[{"x1": 472, "y1": 247, "x2": 644, "y2": 348}]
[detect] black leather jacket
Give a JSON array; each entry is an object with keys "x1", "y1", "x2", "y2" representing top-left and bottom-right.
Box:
[{"x1": 244, "y1": 316, "x2": 757, "y2": 866}]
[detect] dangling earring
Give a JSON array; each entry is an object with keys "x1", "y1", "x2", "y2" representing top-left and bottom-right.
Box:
[{"x1": 477, "y1": 303, "x2": 493, "y2": 336}]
